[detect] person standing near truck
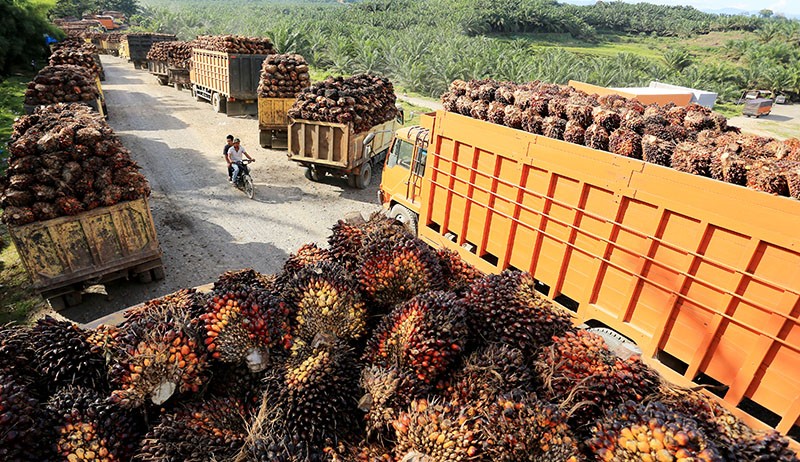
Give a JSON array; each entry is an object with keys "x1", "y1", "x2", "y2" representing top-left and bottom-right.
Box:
[
  {"x1": 223, "y1": 134, "x2": 234, "y2": 181},
  {"x1": 227, "y1": 138, "x2": 255, "y2": 184}
]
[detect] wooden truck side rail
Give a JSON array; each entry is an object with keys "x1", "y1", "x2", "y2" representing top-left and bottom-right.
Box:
[
  {"x1": 8, "y1": 197, "x2": 163, "y2": 306},
  {"x1": 190, "y1": 49, "x2": 268, "y2": 115},
  {"x1": 257, "y1": 97, "x2": 294, "y2": 149},
  {"x1": 288, "y1": 118, "x2": 397, "y2": 170},
  {"x1": 415, "y1": 110, "x2": 800, "y2": 447}
]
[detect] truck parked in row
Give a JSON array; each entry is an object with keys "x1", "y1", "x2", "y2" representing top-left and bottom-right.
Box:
[{"x1": 190, "y1": 49, "x2": 269, "y2": 116}]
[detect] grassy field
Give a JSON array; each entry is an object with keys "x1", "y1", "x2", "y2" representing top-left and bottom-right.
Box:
[
  {"x1": 0, "y1": 74, "x2": 31, "y2": 149},
  {"x1": 0, "y1": 225, "x2": 46, "y2": 324}
]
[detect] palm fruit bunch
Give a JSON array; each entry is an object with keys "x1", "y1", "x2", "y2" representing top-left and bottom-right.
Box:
[
  {"x1": 194, "y1": 34, "x2": 275, "y2": 54},
  {"x1": 641, "y1": 134, "x2": 675, "y2": 167},
  {"x1": 0, "y1": 324, "x2": 34, "y2": 381},
  {"x1": 463, "y1": 270, "x2": 573, "y2": 354},
  {"x1": 435, "y1": 248, "x2": 482, "y2": 294},
  {"x1": 327, "y1": 441, "x2": 396, "y2": 462},
  {"x1": 543, "y1": 116, "x2": 567, "y2": 140},
  {"x1": 671, "y1": 141, "x2": 715, "y2": 177},
  {"x1": 278, "y1": 242, "x2": 332, "y2": 282},
  {"x1": 587, "y1": 401, "x2": 723, "y2": 461},
  {"x1": 283, "y1": 261, "x2": 367, "y2": 343},
  {"x1": 85, "y1": 323, "x2": 123, "y2": 362},
  {"x1": 357, "y1": 222, "x2": 443, "y2": 307},
  {"x1": 710, "y1": 142, "x2": 754, "y2": 186},
  {"x1": 203, "y1": 362, "x2": 267, "y2": 410},
  {"x1": 29, "y1": 316, "x2": 108, "y2": 393},
  {"x1": 480, "y1": 394, "x2": 582, "y2": 461},
  {"x1": 393, "y1": 398, "x2": 483, "y2": 461},
  {"x1": 609, "y1": 128, "x2": 643, "y2": 159},
  {"x1": 109, "y1": 296, "x2": 209, "y2": 407},
  {"x1": 327, "y1": 213, "x2": 408, "y2": 273},
  {"x1": 359, "y1": 365, "x2": 432, "y2": 437},
  {"x1": 45, "y1": 386, "x2": 144, "y2": 461},
  {"x1": 135, "y1": 397, "x2": 249, "y2": 461},
  {"x1": 656, "y1": 384, "x2": 800, "y2": 462},
  {"x1": 445, "y1": 344, "x2": 533, "y2": 408},
  {"x1": 535, "y1": 330, "x2": 659, "y2": 431},
  {"x1": 288, "y1": 74, "x2": 398, "y2": 133},
  {"x1": 364, "y1": 291, "x2": 467, "y2": 385},
  {"x1": 214, "y1": 268, "x2": 277, "y2": 293},
  {"x1": 747, "y1": 158, "x2": 790, "y2": 196},
  {"x1": 258, "y1": 53, "x2": 311, "y2": 98},
  {"x1": 563, "y1": 120, "x2": 586, "y2": 145},
  {"x1": 145, "y1": 40, "x2": 194, "y2": 68},
  {"x1": 48, "y1": 48, "x2": 103, "y2": 78},
  {"x1": 0, "y1": 103, "x2": 150, "y2": 226},
  {"x1": 0, "y1": 372, "x2": 44, "y2": 461},
  {"x1": 246, "y1": 338, "x2": 360, "y2": 458},
  {"x1": 24, "y1": 64, "x2": 100, "y2": 106},
  {"x1": 584, "y1": 123, "x2": 610, "y2": 151}
]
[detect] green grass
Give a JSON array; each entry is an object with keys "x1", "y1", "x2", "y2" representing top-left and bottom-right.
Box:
[
  {"x1": 0, "y1": 74, "x2": 31, "y2": 151},
  {"x1": 0, "y1": 225, "x2": 46, "y2": 325},
  {"x1": 713, "y1": 102, "x2": 744, "y2": 118},
  {"x1": 397, "y1": 100, "x2": 432, "y2": 127}
]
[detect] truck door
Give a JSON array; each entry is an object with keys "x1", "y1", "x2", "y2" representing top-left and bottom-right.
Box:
[
  {"x1": 408, "y1": 145, "x2": 427, "y2": 203},
  {"x1": 383, "y1": 138, "x2": 416, "y2": 204}
]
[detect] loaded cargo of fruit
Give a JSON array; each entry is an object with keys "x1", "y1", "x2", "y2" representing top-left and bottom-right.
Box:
[
  {"x1": 379, "y1": 101, "x2": 800, "y2": 451},
  {"x1": 0, "y1": 103, "x2": 161, "y2": 307},
  {"x1": 122, "y1": 33, "x2": 177, "y2": 69},
  {"x1": 1, "y1": 214, "x2": 796, "y2": 460},
  {"x1": 256, "y1": 53, "x2": 310, "y2": 149},
  {"x1": 23, "y1": 64, "x2": 103, "y2": 116},
  {"x1": 190, "y1": 37, "x2": 275, "y2": 116},
  {"x1": 146, "y1": 41, "x2": 194, "y2": 89}
]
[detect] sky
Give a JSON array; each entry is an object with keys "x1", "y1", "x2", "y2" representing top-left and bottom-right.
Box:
[{"x1": 562, "y1": 0, "x2": 800, "y2": 18}]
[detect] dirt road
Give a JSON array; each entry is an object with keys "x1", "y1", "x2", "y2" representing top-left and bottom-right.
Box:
[
  {"x1": 58, "y1": 56, "x2": 383, "y2": 323},
  {"x1": 728, "y1": 102, "x2": 800, "y2": 140}
]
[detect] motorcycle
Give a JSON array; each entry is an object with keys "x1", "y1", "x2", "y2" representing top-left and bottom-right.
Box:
[{"x1": 231, "y1": 159, "x2": 255, "y2": 199}]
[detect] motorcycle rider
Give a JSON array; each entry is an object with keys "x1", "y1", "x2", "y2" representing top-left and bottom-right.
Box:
[
  {"x1": 223, "y1": 134, "x2": 234, "y2": 181},
  {"x1": 227, "y1": 138, "x2": 255, "y2": 185}
]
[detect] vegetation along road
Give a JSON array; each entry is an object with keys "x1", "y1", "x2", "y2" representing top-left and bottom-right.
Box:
[{"x1": 49, "y1": 55, "x2": 384, "y2": 323}]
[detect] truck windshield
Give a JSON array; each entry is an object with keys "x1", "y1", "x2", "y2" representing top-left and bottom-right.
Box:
[{"x1": 387, "y1": 140, "x2": 414, "y2": 169}]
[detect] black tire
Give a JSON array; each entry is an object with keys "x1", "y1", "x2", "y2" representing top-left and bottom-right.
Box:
[
  {"x1": 305, "y1": 167, "x2": 321, "y2": 182},
  {"x1": 174, "y1": 82, "x2": 182, "y2": 91},
  {"x1": 48, "y1": 296, "x2": 66, "y2": 311},
  {"x1": 212, "y1": 93, "x2": 226, "y2": 113},
  {"x1": 260, "y1": 130, "x2": 272, "y2": 149},
  {"x1": 157, "y1": 76, "x2": 168, "y2": 86},
  {"x1": 152, "y1": 266, "x2": 166, "y2": 280},
  {"x1": 194, "y1": 87, "x2": 203, "y2": 102},
  {"x1": 355, "y1": 161, "x2": 372, "y2": 189},
  {"x1": 243, "y1": 175, "x2": 255, "y2": 199},
  {"x1": 390, "y1": 204, "x2": 418, "y2": 236},
  {"x1": 137, "y1": 270, "x2": 153, "y2": 283},
  {"x1": 347, "y1": 174, "x2": 357, "y2": 188}
]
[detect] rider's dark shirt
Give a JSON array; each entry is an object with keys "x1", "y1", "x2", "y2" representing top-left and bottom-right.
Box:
[{"x1": 222, "y1": 143, "x2": 231, "y2": 158}]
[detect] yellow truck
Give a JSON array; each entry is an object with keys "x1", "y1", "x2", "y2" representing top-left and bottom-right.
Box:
[
  {"x1": 287, "y1": 113, "x2": 403, "y2": 189},
  {"x1": 379, "y1": 110, "x2": 800, "y2": 451},
  {"x1": 8, "y1": 197, "x2": 164, "y2": 309},
  {"x1": 257, "y1": 97, "x2": 294, "y2": 149}
]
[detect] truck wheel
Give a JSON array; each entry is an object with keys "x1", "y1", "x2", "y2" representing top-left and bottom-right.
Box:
[
  {"x1": 64, "y1": 292, "x2": 83, "y2": 306},
  {"x1": 260, "y1": 130, "x2": 272, "y2": 149},
  {"x1": 355, "y1": 162, "x2": 372, "y2": 189},
  {"x1": 137, "y1": 270, "x2": 153, "y2": 283},
  {"x1": 212, "y1": 93, "x2": 226, "y2": 113},
  {"x1": 305, "y1": 167, "x2": 321, "y2": 182},
  {"x1": 48, "y1": 296, "x2": 66, "y2": 311},
  {"x1": 157, "y1": 76, "x2": 168, "y2": 86},
  {"x1": 347, "y1": 174, "x2": 357, "y2": 188},
  {"x1": 174, "y1": 82, "x2": 182, "y2": 91},
  {"x1": 152, "y1": 266, "x2": 166, "y2": 280},
  {"x1": 193, "y1": 87, "x2": 203, "y2": 102},
  {"x1": 390, "y1": 204, "x2": 418, "y2": 236}
]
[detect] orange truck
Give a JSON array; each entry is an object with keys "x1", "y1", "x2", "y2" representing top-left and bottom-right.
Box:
[{"x1": 379, "y1": 110, "x2": 800, "y2": 450}]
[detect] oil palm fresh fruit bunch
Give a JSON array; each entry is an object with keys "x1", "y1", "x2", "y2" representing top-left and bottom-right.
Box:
[
  {"x1": 328, "y1": 219, "x2": 367, "y2": 271},
  {"x1": 393, "y1": 398, "x2": 483, "y2": 461},
  {"x1": 46, "y1": 386, "x2": 144, "y2": 462},
  {"x1": 328, "y1": 441, "x2": 396, "y2": 462},
  {"x1": 446, "y1": 344, "x2": 533, "y2": 408},
  {"x1": 435, "y1": 248, "x2": 482, "y2": 294},
  {"x1": 535, "y1": 330, "x2": 659, "y2": 431},
  {"x1": 201, "y1": 285, "x2": 292, "y2": 371},
  {"x1": 587, "y1": 400, "x2": 723, "y2": 462},
  {"x1": 85, "y1": 324, "x2": 122, "y2": 362},
  {"x1": 30, "y1": 316, "x2": 108, "y2": 393},
  {"x1": 278, "y1": 242, "x2": 333, "y2": 283},
  {"x1": 203, "y1": 362, "x2": 268, "y2": 410},
  {"x1": 0, "y1": 372, "x2": 44, "y2": 461},
  {"x1": 359, "y1": 365, "x2": 433, "y2": 438},
  {"x1": 283, "y1": 261, "x2": 367, "y2": 343},
  {"x1": 463, "y1": 270, "x2": 573, "y2": 353},
  {"x1": 364, "y1": 291, "x2": 467, "y2": 385},
  {"x1": 135, "y1": 397, "x2": 249, "y2": 461},
  {"x1": 357, "y1": 227, "x2": 443, "y2": 307},
  {"x1": 0, "y1": 324, "x2": 34, "y2": 383},
  {"x1": 213, "y1": 268, "x2": 276, "y2": 293}
]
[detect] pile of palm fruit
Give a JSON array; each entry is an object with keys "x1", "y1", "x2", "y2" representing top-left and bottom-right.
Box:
[
  {"x1": 193, "y1": 35, "x2": 276, "y2": 54},
  {"x1": 24, "y1": 64, "x2": 100, "y2": 106},
  {"x1": 288, "y1": 74, "x2": 399, "y2": 133},
  {"x1": 49, "y1": 37, "x2": 104, "y2": 79},
  {"x1": 441, "y1": 79, "x2": 800, "y2": 200},
  {"x1": 145, "y1": 41, "x2": 195, "y2": 68},
  {"x1": 1, "y1": 214, "x2": 797, "y2": 461},
  {"x1": 0, "y1": 103, "x2": 150, "y2": 226},
  {"x1": 257, "y1": 53, "x2": 311, "y2": 98}
]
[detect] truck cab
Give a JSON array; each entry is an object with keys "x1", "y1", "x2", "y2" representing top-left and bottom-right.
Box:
[{"x1": 378, "y1": 124, "x2": 430, "y2": 234}]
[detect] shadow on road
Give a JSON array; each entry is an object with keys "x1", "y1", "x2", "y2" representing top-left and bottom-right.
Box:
[{"x1": 759, "y1": 114, "x2": 792, "y2": 122}]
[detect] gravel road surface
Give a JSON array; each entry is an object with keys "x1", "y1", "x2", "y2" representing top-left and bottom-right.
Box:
[
  {"x1": 58, "y1": 55, "x2": 383, "y2": 323},
  {"x1": 728, "y1": 102, "x2": 800, "y2": 140}
]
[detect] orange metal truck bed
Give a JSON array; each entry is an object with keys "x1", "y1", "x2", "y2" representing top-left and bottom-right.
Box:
[{"x1": 417, "y1": 110, "x2": 800, "y2": 446}]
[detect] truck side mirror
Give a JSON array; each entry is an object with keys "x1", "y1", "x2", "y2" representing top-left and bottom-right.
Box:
[
  {"x1": 363, "y1": 133, "x2": 376, "y2": 145},
  {"x1": 396, "y1": 105, "x2": 405, "y2": 124}
]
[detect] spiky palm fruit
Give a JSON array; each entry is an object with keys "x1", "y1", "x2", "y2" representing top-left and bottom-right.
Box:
[
  {"x1": 0, "y1": 324, "x2": 34, "y2": 379},
  {"x1": 203, "y1": 362, "x2": 267, "y2": 409},
  {"x1": 522, "y1": 111, "x2": 543, "y2": 134},
  {"x1": 671, "y1": 141, "x2": 714, "y2": 177},
  {"x1": 30, "y1": 316, "x2": 107, "y2": 392},
  {"x1": 585, "y1": 124, "x2": 610, "y2": 151},
  {"x1": 666, "y1": 106, "x2": 687, "y2": 126},
  {"x1": 332, "y1": 441, "x2": 396, "y2": 462},
  {"x1": 441, "y1": 93, "x2": 457, "y2": 113},
  {"x1": 0, "y1": 372, "x2": 43, "y2": 461},
  {"x1": 85, "y1": 324, "x2": 122, "y2": 364},
  {"x1": 563, "y1": 120, "x2": 585, "y2": 145},
  {"x1": 654, "y1": 384, "x2": 799, "y2": 462},
  {"x1": 135, "y1": 397, "x2": 248, "y2": 461},
  {"x1": 609, "y1": 128, "x2": 643, "y2": 159},
  {"x1": 280, "y1": 243, "x2": 333, "y2": 281},
  {"x1": 782, "y1": 161, "x2": 800, "y2": 199},
  {"x1": 47, "y1": 386, "x2": 143, "y2": 461},
  {"x1": 622, "y1": 112, "x2": 645, "y2": 134},
  {"x1": 529, "y1": 98, "x2": 549, "y2": 117},
  {"x1": 446, "y1": 345, "x2": 533, "y2": 408},
  {"x1": 543, "y1": 116, "x2": 567, "y2": 140},
  {"x1": 477, "y1": 82, "x2": 497, "y2": 101},
  {"x1": 487, "y1": 101, "x2": 505, "y2": 125},
  {"x1": 110, "y1": 301, "x2": 209, "y2": 408},
  {"x1": 448, "y1": 80, "x2": 468, "y2": 97},
  {"x1": 463, "y1": 270, "x2": 573, "y2": 354},
  {"x1": 641, "y1": 134, "x2": 674, "y2": 167},
  {"x1": 357, "y1": 228, "x2": 443, "y2": 307},
  {"x1": 393, "y1": 398, "x2": 483, "y2": 461},
  {"x1": 435, "y1": 248, "x2": 482, "y2": 294},
  {"x1": 684, "y1": 110, "x2": 715, "y2": 132},
  {"x1": 329, "y1": 219, "x2": 368, "y2": 271},
  {"x1": 455, "y1": 95, "x2": 473, "y2": 116},
  {"x1": 593, "y1": 109, "x2": 621, "y2": 132},
  {"x1": 201, "y1": 288, "x2": 292, "y2": 371},
  {"x1": 785, "y1": 138, "x2": 800, "y2": 161},
  {"x1": 512, "y1": 88, "x2": 534, "y2": 110},
  {"x1": 503, "y1": 105, "x2": 523, "y2": 129},
  {"x1": 710, "y1": 147, "x2": 752, "y2": 186},
  {"x1": 246, "y1": 338, "x2": 360, "y2": 457},
  {"x1": 469, "y1": 100, "x2": 489, "y2": 121},
  {"x1": 566, "y1": 104, "x2": 593, "y2": 128},
  {"x1": 747, "y1": 158, "x2": 789, "y2": 196},
  {"x1": 481, "y1": 394, "x2": 581, "y2": 461},
  {"x1": 588, "y1": 401, "x2": 723, "y2": 462},
  {"x1": 364, "y1": 291, "x2": 467, "y2": 385},
  {"x1": 359, "y1": 365, "x2": 432, "y2": 437},
  {"x1": 284, "y1": 261, "x2": 367, "y2": 342},
  {"x1": 547, "y1": 97, "x2": 568, "y2": 119},
  {"x1": 535, "y1": 331, "x2": 659, "y2": 431}
]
